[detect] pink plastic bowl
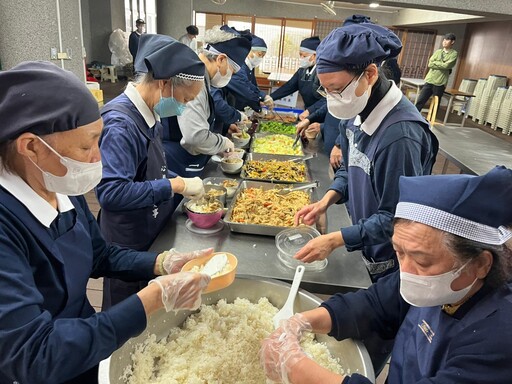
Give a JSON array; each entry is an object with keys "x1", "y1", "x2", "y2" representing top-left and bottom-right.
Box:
[{"x1": 185, "y1": 204, "x2": 223, "y2": 229}]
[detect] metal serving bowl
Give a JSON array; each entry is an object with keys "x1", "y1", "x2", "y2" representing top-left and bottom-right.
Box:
[{"x1": 109, "y1": 276, "x2": 375, "y2": 383}]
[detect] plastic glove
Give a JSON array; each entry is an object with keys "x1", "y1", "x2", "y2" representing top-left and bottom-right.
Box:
[
  {"x1": 238, "y1": 111, "x2": 248, "y2": 122},
  {"x1": 224, "y1": 138, "x2": 235, "y2": 153},
  {"x1": 299, "y1": 110, "x2": 310, "y2": 121},
  {"x1": 181, "y1": 177, "x2": 205, "y2": 199},
  {"x1": 161, "y1": 247, "x2": 214, "y2": 274},
  {"x1": 263, "y1": 95, "x2": 274, "y2": 109},
  {"x1": 260, "y1": 314, "x2": 312, "y2": 384},
  {"x1": 295, "y1": 119, "x2": 310, "y2": 135},
  {"x1": 149, "y1": 272, "x2": 210, "y2": 312}
]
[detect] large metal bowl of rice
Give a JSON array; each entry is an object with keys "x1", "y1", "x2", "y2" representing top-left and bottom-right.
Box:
[{"x1": 109, "y1": 275, "x2": 375, "y2": 383}]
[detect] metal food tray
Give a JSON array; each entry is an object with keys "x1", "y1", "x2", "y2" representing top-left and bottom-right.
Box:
[
  {"x1": 257, "y1": 120, "x2": 297, "y2": 135},
  {"x1": 223, "y1": 180, "x2": 313, "y2": 236},
  {"x1": 249, "y1": 132, "x2": 305, "y2": 157},
  {"x1": 240, "y1": 153, "x2": 313, "y2": 184},
  {"x1": 260, "y1": 109, "x2": 298, "y2": 123}
]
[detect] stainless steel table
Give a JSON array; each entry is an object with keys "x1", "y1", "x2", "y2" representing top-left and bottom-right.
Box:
[
  {"x1": 150, "y1": 143, "x2": 372, "y2": 294},
  {"x1": 432, "y1": 125, "x2": 512, "y2": 175}
]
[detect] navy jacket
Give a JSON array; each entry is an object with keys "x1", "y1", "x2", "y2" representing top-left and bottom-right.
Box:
[
  {"x1": 322, "y1": 272, "x2": 512, "y2": 383},
  {"x1": 0, "y1": 190, "x2": 155, "y2": 383},
  {"x1": 225, "y1": 63, "x2": 265, "y2": 112}
]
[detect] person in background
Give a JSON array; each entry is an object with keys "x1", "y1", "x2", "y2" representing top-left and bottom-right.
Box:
[
  {"x1": 270, "y1": 36, "x2": 326, "y2": 121},
  {"x1": 96, "y1": 34, "x2": 208, "y2": 309},
  {"x1": 179, "y1": 25, "x2": 199, "y2": 51},
  {"x1": 261, "y1": 167, "x2": 512, "y2": 384},
  {"x1": 0, "y1": 61, "x2": 211, "y2": 384},
  {"x1": 129, "y1": 18, "x2": 145, "y2": 63},
  {"x1": 225, "y1": 33, "x2": 274, "y2": 113},
  {"x1": 415, "y1": 33, "x2": 458, "y2": 113},
  {"x1": 210, "y1": 26, "x2": 254, "y2": 136},
  {"x1": 162, "y1": 25, "x2": 251, "y2": 178}
]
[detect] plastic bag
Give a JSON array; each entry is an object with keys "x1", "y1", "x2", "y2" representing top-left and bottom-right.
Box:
[{"x1": 108, "y1": 28, "x2": 132, "y2": 66}]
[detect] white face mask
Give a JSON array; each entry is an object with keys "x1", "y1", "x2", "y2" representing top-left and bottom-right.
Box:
[
  {"x1": 326, "y1": 72, "x2": 371, "y2": 120},
  {"x1": 299, "y1": 56, "x2": 313, "y2": 69},
  {"x1": 249, "y1": 56, "x2": 263, "y2": 68},
  {"x1": 30, "y1": 137, "x2": 103, "y2": 196},
  {"x1": 210, "y1": 66, "x2": 233, "y2": 88},
  {"x1": 400, "y1": 261, "x2": 478, "y2": 307}
]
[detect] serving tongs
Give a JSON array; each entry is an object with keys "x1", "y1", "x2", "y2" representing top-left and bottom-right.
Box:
[
  {"x1": 291, "y1": 133, "x2": 301, "y2": 148},
  {"x1": 288, "y1": 153, "x2": 318, "y2": 162},
  {"x1": 277, "y1": 181, "x2": 318, "y2": 195}
]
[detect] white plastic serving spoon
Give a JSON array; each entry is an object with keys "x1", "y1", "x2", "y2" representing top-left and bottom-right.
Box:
[{"x1": 273, "y1": 265, "x2": 306, "y2": 329}]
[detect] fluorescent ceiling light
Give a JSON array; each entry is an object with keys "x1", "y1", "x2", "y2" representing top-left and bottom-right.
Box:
[
  {"x1": 321, "y1": 1, "x2": 337, "y2": 16},
  {"x1": 369, "y1": 2, "x2": 380, "y2": 8}
]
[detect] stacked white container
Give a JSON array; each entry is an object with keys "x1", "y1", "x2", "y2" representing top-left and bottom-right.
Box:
[
  {"x1": 474, "y1": 75, "x2": 507, "y2": 124},
  {"x1": 453, "y1": 78, "x2": 478, "y2": 115},
  {"x1": 488, "y1": 87, "x2": 508, "y2": 130},
  {"x1": 468, "y1": 78, "x2": 487, "y2": 120},
  {"x1": 496, "y1": 86, "x2": 512, "y2": 135}
]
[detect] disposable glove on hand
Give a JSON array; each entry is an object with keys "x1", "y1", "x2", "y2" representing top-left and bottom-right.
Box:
[
  {"x1": 263, "y1": 95, "x2": 274, "y2": 109},
  {"x1": 161, "y1": 247, "x2": 214, "y2": 274},
  {"x1": 149, "y1": 272, "x2": 210, "y2": 312},
  {"x1": 224, "y1": 138, "x2": 235, "y2": 153},
  {"x1": 238, "y1": 111, "x2": 248, "y2": 122},
  {"x1": 260, "y1": 314, "x2": 312, "y2": 384},
  {"x1": 181, "y1": 177, "x2": 205, "y2": 199}
]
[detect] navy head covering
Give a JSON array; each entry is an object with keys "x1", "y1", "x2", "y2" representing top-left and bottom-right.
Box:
[
  {"x1": 395, "y1": 166, "x2": 512, "y2": 245},
  {"x1": 343, "y1": 14, "x2": 372, "y2": 26},
  {"x1": 135, "y1": 34, "x2": 205, "y2": 80},
  {"x1": 316, "y1": 23, "x2": 402, "y2": 73},
  {"x1": 300, "y1": 36, "x2": 321, "y2": 52},
  {"x1": 251, "y1": 34, "x2": 267, "y2": 51},
  {"x1": 0, "y1": 61, "x2": 100, "y2": 143},
  {"x1": 206, "y1": 27, "x2": 252, "y2": 68}
]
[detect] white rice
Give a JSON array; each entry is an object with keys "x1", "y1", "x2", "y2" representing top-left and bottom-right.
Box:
[{"x1": 122, "y1": 298, "x2": 345, "y2": 384}]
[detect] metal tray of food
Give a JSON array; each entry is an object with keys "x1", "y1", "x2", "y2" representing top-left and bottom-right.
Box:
[
  {"x1": 260, "y1": 109, "x2": 298, "y2": 123},
  {"x1": 223, "y1": 180, "x2": 314, "y2": 236},
  {"x1": 202, "y1": 177, "x2": 240, "y2": 199},
  {"x1": 240, "y1": 153, "x2": 313, "y2": 184},
  {"x1": 249, "y1": 132, "x2": 305, "y2": 157}
]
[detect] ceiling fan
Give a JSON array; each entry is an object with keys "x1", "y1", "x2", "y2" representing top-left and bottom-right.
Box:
[
  {"x1": 211, "y1": 0, "x2": 227, "y2": 4},
  {"x1": 320, "y1": 1, "x2": 337, "y2": 16}
]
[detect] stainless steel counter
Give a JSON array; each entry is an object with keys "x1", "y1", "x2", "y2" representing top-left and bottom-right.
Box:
[{"x1": 150, "y1": 141, "x2": 372, "y2": 294}]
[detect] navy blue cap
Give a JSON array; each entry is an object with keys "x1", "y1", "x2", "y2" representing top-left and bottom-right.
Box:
[
  {"x1": 135, "y1": 34, "x2": 205, "y2": 79},
  {"x1": 251, "y1": 34, "x2": 267, "y2": 50},
  {"x1": 0, "y1": 61, "x2": 100, "y2": 142},
  {"x1": 208, "y1": 36, "x2": 252, "y2": 68},
  {"x1": 395, "y1": 166, "x2": 512, "y2": 245},
  {"x1": 300, "y1": 36, "x2": 321, "y2": 52},
  {"x1": 317, "y1": 23, "x2": 402, "y2": 73},
  {"x1": 343, "y1": 14, "x2": 372, "y2": 26}
]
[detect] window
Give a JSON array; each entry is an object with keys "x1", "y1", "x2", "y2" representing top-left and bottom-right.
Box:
[
  {"x1": 225, "y1": 15, "x2": 252, "y2": 32},
  {"x1": 392, "y1": 29, "x2": 436, "y2": 79},
  {"x1": 125, "y1": 0, "x2": 156, "y2": 34},
  {"x1": 281, "y1": 19, "x2": 313, "y2": 72},
  {"x1": 254, "y1": 18, "x2": 282, "y2": 73}
]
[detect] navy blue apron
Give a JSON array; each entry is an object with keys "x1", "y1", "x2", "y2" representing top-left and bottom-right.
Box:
[
  {"x1": 99, "y1": 103, "x2": 174, "y2": 309},
  {"x1": 346, "y1": 97, "x2": 437, "y2": 281},
  {"x1": 162, "y1": 86, "x2": 216, "y2": 178},
  {"x1": 298, "y1": 67, "x2": 322, "y2": 110},
  {"x1": 0, "y1": 191, "x2": 99, "y2": 383}
]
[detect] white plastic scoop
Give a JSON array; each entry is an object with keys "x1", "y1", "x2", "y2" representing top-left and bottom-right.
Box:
[
  {"x1": 201, "y1": 253, "x2": 228, "y2": 277},
  {"x1": 273, "y1": 265, "x2": 306, "y2": 329}
]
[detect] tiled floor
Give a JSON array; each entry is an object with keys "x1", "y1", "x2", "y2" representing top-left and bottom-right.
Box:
[{"x1": 85, "y1": 80, "x2": 511, "y2": 382}]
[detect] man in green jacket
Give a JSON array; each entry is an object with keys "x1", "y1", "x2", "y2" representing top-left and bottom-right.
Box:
[{"x1": 415, "y1": 33, "x2": 458, "y2": 112}]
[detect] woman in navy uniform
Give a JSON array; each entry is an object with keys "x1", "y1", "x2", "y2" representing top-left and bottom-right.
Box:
[
  {"x1": 0, "y1": 61, "x2": 211, "y2": 384},
  {"x1": 269, "y1": 36, "x2": 326, "y2": 121},
  {"x1": 262, "y1": 167, "x2": 512, "y2": 384},
  {"x1": 96, "y1": 34, "x2": 211, "y2": 309},
  {"x1": 161, "y1": 26, "x2": 251, "y2": 177},
  {"x1": 295, "y1": 23, "x2": 438, "y2": 283},
  {"x1": 224, "y1": 34, "x2": 274, "y2": 113}
]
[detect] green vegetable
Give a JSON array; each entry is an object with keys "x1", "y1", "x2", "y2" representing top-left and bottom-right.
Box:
[{"x1": 259, "y1": 121, "x2": 296, "y2": 135}]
